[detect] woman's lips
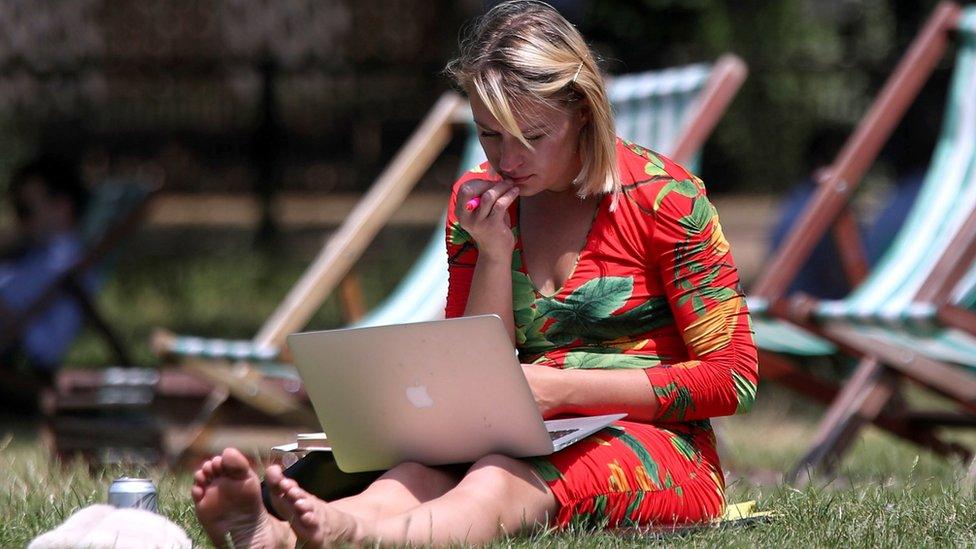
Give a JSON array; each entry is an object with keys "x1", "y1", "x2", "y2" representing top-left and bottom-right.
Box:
[{"x1": 504, "y1": 174, "x2": 533, "y2": 184}]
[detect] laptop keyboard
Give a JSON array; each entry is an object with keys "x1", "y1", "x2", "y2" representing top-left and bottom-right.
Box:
[{"x1": 548, "y1": 428, "x2": 580, "y2": 441}]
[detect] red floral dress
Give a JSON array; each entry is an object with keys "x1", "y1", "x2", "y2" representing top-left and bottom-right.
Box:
[{"x1": 444, "y1": 139, "x2": 759, "y2": 528}]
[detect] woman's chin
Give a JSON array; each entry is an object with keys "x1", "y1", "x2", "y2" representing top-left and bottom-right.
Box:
[{"x1": 514, "y1": 185, "x2": 543, "y2": 197}]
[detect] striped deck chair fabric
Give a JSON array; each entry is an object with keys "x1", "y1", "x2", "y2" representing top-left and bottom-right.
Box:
[
  {"x1": 750, "y1": 6, "x2": 976, "y2": 360},
  {"x1": 164, "y1": 63, "x2": 717, "y2": 362}
]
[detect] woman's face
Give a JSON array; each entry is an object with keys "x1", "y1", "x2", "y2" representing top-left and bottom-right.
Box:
[{"x1": 469, "y1": 91, "x2": 587, "y2": 196}]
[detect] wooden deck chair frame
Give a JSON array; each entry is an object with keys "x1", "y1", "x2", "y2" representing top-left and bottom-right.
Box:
[
  {"x1": 752, "y1": 1, "x2": 962, "y2": 303},
  {"x1": 747, "y1": 1, "x2": 972, "y2": 469},
  {"x1": 751, "y1": 2, "x2": 976, "y2": 480},
  {"x1": 775, "y1": 202, "x2": 976, "y2": 483},
  {"x1": 0, "y1": 183, "x2": 159, "y2": 369},
  {"x1": 165, "y1": 55, "x2": 750, "y2": 463},
  {"x1": 927, "y1": 210, "x2": 976, "y2": 335}
]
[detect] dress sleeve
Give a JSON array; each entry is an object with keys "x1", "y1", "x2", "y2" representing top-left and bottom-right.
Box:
[
  {"x1": 643, "y1": 176, "x2": 759, "y2": 421},
  {"x1": 444, "y1": 176, "x2": 479, "y2": 319}
]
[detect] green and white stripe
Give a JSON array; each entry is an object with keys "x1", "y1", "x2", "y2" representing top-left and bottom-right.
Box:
[
  {"x1": 166, "y1": 335, "x2": 279, "y2": 362},
  {"x1": 752, "y1": 8, "x2": 976, "y2": 361},
  {"x1": 816, "y1": 29, "x2": 976, "y2": 330}
]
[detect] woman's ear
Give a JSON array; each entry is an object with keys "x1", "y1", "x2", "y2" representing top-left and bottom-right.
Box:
[{"x1": 577, "y1": 104, "x2": 590, "y2": 127}]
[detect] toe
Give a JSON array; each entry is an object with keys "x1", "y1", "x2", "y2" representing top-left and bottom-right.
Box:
[
  {"x1": 277, "y1": 478, "x2": 297, "y2": 494},
  {"x1": 190, "y1": 484, "x2": 204, "y2": 502},
  {"x1": 286, "y1": 486, "x2": 306, "y2": 503},
  {"x1": 211, "y1": 455, "x2": 223, "y2": 476},
  {"x1": 220, "y1": 448, "x2": 252, "y2": 479},
  {"x1": 264, "y1": 464, "x2": 284, "y2": 486},
  {"x1": 299, "y1": 509, "x2": 318, "y2": 528},
  {"x1": 194, "y1": 469, "x2": 208, "y2": 485},
  {"x1": 294, "y1": 498, "x2": 314, "y2": 514}
]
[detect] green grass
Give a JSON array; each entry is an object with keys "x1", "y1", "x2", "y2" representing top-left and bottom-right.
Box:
[
  {"x1": 3, "y1": 389, "x2": 975, "y2": 547},
  {"x1": 0, "y1": 430, "x2": 205, "y2": 546},
  {"x1": 4, "y1": 228, "x2": 975, "y2": 546},
  {"x1": 66, "y1": 225, "x2": 439, "y2": 367}
]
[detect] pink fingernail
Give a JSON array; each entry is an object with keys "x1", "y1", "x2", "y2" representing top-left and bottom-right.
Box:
[{"x1": 464, "y1": 197, "x2": 481, "y2": 211}]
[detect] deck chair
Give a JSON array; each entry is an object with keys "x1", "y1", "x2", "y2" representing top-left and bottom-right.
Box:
[
  {"x1": 745, "y1": 3, "x2": 976, "y2": 479},
  {"x1": 0, "y1": 180, "x2": 157, "y2": 369},
  {"x1": 780, "y1": 15, "x2": 976, "y2": 474},
  {"x1": 152, "y1": 57, "x2": 749, "y2": 461},
  {"x1": 738, "y1": 0, "x2": 962, "y2": 442}
]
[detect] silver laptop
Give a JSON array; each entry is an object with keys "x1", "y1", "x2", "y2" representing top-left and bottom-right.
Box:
[{"x1": 287, "y1": 314, "x2": 626, "y2": 473}]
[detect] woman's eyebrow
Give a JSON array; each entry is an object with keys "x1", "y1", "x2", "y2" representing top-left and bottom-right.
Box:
[
  {"x1": 473, "y1": 118, "x2": 499, "y2": 132},
  {"x1": 474, "y1": 118, "x2": 547, "y2": 135}
]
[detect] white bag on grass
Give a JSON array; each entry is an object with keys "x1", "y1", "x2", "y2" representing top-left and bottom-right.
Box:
[{"x1": 28, "y1": 504, "x2": 191, "y2": 549}]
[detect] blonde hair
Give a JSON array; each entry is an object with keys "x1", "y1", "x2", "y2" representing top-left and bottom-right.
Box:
[{"x1": 445, "y1": 0, "x2": 620, "y2": 201}]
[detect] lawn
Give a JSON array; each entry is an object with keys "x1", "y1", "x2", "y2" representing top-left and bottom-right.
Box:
[
  {"x1": 3, "y1": 389, "x2": 975, "y2": 547},
  {"x1": 3, "y1": 225, "x2": 976, "y2": 546}
]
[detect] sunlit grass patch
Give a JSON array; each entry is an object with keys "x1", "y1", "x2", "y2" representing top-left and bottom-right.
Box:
[{"x1": 9, "y1": 227, "x2": 976, "y2": 546}]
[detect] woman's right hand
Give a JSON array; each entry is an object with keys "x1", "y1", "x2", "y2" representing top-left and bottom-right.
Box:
[{"x1": 454, "y1": 179, "x2": 520, "y2": 260}]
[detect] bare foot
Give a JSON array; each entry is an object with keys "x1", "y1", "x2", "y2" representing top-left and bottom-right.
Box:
[
  {"x1": 192, "y1": 448, "x2": 295, "y2": 548},
  {"x1": 265, "y1": 466, "x2": 366, "y2": 547},
  {"x1": 262, "y1": 465, "x2": 297, "y2": 521}
]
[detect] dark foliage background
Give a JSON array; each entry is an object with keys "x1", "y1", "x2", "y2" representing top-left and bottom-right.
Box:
[{"x1": 0, "y1": 0, "x2": 954, "y2": 209}]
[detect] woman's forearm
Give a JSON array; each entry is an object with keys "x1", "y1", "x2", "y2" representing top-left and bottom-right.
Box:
[
  {"x1": 555, "y1": 368, "x2": 659, "y2": 421},
  {"x1": 464, "y1": 254, "x2": 516, "y2": 344}
]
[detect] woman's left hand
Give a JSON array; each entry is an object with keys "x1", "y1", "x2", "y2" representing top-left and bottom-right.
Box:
[{"x1": 521, "y1": 363, "x2": 570, "y2": 418}]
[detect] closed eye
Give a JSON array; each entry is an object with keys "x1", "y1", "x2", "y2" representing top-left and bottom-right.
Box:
[{"x1": 479, "y1": 131, "x2": 543, "y2": 141}]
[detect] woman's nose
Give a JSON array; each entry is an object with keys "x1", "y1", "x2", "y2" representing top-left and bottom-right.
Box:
[{"x1": 498, "y1": 138, "x2": 526, "y2": 172}]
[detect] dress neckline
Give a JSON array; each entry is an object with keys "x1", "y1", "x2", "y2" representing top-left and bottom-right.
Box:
[{"x1": 515, "y1": 193, "x2": 605, "y2": 299}]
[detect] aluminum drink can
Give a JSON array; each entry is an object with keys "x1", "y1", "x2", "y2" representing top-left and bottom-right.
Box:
[{"x1": 108, "y1": 477, "x2": 158, "y2": 512}]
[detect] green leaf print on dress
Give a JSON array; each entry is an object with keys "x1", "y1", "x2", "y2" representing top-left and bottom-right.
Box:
[
  {"x1": 512, "y1": 245, "x2": 554, "y2": 352},
  {"x1": 535, "y1": 276, "x2": 632, "y2": 346},
  {"x1": 732, "y1": 370, "x2": 757, "y2": 414},
  {"x1": 670, "y1": 432, "x2": 698, "y2": 462},
  {"x1": 644, "y1": 158, "x2": 669, "y2": 177},
  {"x1": 529, "y1": 458, "x2": 564, "y2": 482},
  {"x1": 654, "y1": 381, "x2": 696, "y2": 422},
  {"x1": 586, "y1": 295, "x2": 674, "y2": 343},
  {"x1": 605, "y1": 427, "x2": 662, "y2": 489},
  {"x1": 623, "y1": 492, "x2": 647, "y2": 526},
  {"x1": 513, "y1": 270, "x2": 550, "y2": 350},
  {"x1": 535, "y1": 277, "x2": 675, "y2": 347},
  {"x1": 678, "y1": 195, "x2": 716, "y2": 235},
  {"x1": 653, "y1": 179, "x2": 699, "y2": 211},
  {"x1": 563, "y1": 350, "x2": 662, "y2": 370},
  {"x1": 448, "y1": 222, "x2": 471, "y2": 245}
]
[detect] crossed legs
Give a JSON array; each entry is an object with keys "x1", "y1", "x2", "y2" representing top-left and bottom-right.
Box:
[
  {"x1": 193, "y1": 448, "x2": 558, "y2": 548},
  {"x1": 324, "y1": 461, "x2": 465, "y2": 521}
]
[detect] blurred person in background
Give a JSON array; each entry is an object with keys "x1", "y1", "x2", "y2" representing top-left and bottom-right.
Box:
[
  {"x1": 769, "y1": 119, "x2": 933, "y2": 301},
  {"x1": 0, "y1": 155, "x2": 91, "y2": 409},
  {"x1": 768, "y1": 126, "x2": 857, "y2": 300}
]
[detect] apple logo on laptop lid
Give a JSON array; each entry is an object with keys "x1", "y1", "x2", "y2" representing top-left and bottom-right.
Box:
[{"x1": 406, "y1": 384, "x2": 434, "y2": 408}]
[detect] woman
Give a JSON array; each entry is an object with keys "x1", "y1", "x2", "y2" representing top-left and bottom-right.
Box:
[{"x1": 192, "y1": 1, "x2": 758, "y2": 546}]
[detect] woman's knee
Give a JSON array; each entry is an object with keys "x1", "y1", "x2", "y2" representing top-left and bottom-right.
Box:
[
  {"x1": 459, "y1": 454, "x2": 546, "y2": 495},
  {"x1": 385, "y1": 460, "x2": 439, "y2": 480},
  {"x1": 369, "y1": 461, "x2": 459, "y2": 500},
  {"x1": 455, "y1": 454, "x2": 556, "y2": 528}
]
